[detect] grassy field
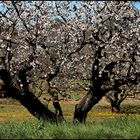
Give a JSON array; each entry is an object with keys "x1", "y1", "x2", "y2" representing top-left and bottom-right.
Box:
[
  {"x1": 0, "y1": 97, "x2": 140, "y2": 139},
  {"x1": 0, "y1": 117, "x2": 140, "y2": 139}
]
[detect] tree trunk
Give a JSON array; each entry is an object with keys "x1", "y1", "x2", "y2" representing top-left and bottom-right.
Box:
[
  {"x1": 73, "y1": 89, "x2": 105, "y2": 123},
  {"x1": 52, "y1": 91, "x2": 65, "y2": 121},
  {"x1": 48, "y1": 87, "x2": 65, "y2": 121},
  {"x1": 11, "y1": 88, "x2": 57, "y2": 123},
  {"x1": 0, "y1": 69, "x2": 58, "y2": 123},
  {"x1": 53, "y1": 101, "x2": 65, "y2": 121},
  {"x1": 111, "y1": 100, "x2": 120, "y2": 113}
]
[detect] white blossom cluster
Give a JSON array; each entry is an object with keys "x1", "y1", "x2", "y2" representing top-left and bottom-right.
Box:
[{"x1": 0, "y1": 1, "x2": 139, "y2": 95}]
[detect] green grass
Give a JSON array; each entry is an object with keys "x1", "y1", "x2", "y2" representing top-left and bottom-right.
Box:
[
  {"x1": 0, "y1": 116, "x2": 140, "y2": 139},
  {"x1": 0, "y1": 98, "x2": 140, "y2": 139}
]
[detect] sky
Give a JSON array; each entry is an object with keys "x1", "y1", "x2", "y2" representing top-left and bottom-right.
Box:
[
  {"x1": 0, "y1": 1, "x2": 140, "y2": 14},
  {"x1": 133, "y1": 1, "x2": 140, "y2": 9}
]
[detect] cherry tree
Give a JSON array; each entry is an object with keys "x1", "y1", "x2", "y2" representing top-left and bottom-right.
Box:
[
  {"x1": 0, "y1": 1, "x2": 70, "y2": 122},
  {"x1": 52, "y1": 1, "x2": 140, "y2": 123}
]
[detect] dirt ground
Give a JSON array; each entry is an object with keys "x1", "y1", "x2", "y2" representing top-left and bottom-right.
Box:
[
  {"x1": 0, "y1": 96, "x2": 140, "y2": 123},
  {"x1": 0, "y1": 96, "x2": 139, "y2": 105}
]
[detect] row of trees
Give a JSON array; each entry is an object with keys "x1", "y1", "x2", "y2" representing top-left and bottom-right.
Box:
[{"x1": 0, "y1": 1, "x2": 140, "y2": 123}]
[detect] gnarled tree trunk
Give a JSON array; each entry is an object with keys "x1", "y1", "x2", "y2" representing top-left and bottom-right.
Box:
[
  {"x1": 106, "y1": 91, "x2": 127, "y2": 113},
  {"x1": 73, "y1": 88, "x2": 105, "y2": 123},
  {"x1": 0, "y1": 69, "x2": 59, "y2": 123}
]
